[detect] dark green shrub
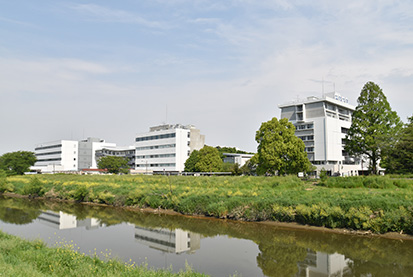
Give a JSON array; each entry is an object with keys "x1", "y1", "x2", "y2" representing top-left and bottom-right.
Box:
[{"x1": 73, "y1": 185, "x2": 89, "y2": 202}]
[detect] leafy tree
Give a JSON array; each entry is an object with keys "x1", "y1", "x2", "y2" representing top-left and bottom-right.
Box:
[
  {"x1": 184, "y1": 150, "x2": 199, "y2": 172},
  {"x1": 0, "y1": 151, "x2": 37, "y2": 176},
  {"x1": 345, "y1": 82, "x2": 402, "y2": 174},
  {"x1": 97, "y1": 156, "x2": 129, "y2": 174},
  {"x1": 382, "y1": 115, "x2": 413, "y2": 174},
  {"x1": 255, "y1": 117, "x2": 312, "y2": 175},
  {"x1": 195, "y1": 146, "x2": 223, "y2": 172}
]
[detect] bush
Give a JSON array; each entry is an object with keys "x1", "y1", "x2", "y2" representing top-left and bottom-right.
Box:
[
  {"x1": 73, "y1": 185, "x2": 89, "y2": 202},
  {"x1": 0, "y1": 170, "x2": 14, "y2": 193},
  {"x1": 23, "y1": 177, "x2": 45, "y2": 197}
]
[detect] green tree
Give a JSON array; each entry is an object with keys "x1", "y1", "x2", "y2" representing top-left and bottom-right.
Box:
[
  {"x1": 195, "y1": 146, "x2": 223, "y2": 172},
  {"x1": 97, "y1": 156, "x2": 129, "y2": 174},
  {"x1": 184, "y1": 150, "x2": 199, "y2": 172},
  {"x1": 382, "y1": 115, "x2": 413, "y2": 174},
  {"x1": 255, "y1": 117, "x2": 312, "y2": 175},
  {"x1": 345, "y1": 81, "x2": 402, "y2": 174},
  {"x1": 0, "y1": 151, "x2": 37, "y2": 176}
]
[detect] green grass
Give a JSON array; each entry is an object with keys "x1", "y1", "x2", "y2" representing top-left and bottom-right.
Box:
[
  {"x1": 3, "y1": 174, "x2": 413, "y2": 234},
  {"x1": 0, "y1": 230, "x2": 206, "y2": 277}
]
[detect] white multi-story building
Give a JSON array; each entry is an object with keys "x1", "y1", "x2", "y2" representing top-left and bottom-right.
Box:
[
  {"x1": 33, "y1": 140, "x2": 79, "y2": 172},
  {"x1": 279, "y1": 92, "x2": 363, "y2": 176},
  {"x1": 33, "y1": 137, "x2": 117, "y2": 173},
  {"x1": 134, "y1": 124, "x2": 205, "y2": 173}
]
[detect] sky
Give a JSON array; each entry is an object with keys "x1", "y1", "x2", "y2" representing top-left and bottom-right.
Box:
[{"x1": 1, "y1": 0, "x2": 412, "y2": 155}]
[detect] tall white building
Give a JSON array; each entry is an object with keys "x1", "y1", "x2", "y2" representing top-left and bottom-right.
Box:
[
  {"x1": 279, "y1": 92, "x2": 362, "y2": 176},
  {"x1": 134, "y1": 124, "x2": 205, "y2": 173},
  {"x1": 33, "y1": 140, "x2": 79, "y2": 172}
]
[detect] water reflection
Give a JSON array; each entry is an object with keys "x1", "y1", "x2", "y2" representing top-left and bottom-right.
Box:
[
  {"x1": 134, "y1": 227, "x2": 200, "y2": 254},
  {"x1": 38, "y1": 211, "x2": 100, "y2": 230},
  {"x1": 297, "y1": 250, "x2": 352, "y2": 277},
  {"x1": 0, "y1": 195, "x2": 412, "y2": 277}
]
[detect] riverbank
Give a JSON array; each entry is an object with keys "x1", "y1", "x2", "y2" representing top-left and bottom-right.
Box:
[
  {"x1": 0, "y1": 230, "x2": 206, "y2": 276},
  {"x1": 2, "y1": 174, "x2": 413, "y2": 235}
]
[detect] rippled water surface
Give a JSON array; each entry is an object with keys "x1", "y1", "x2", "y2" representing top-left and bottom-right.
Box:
[{"x1": 0, "y1": 196, "x2": 412, "y2": 276}]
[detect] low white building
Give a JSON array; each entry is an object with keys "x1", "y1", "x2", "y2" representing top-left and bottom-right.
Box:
[
  {"x1": 78, "y1": 137, "x2": 117, "y2": 170},
  {"x1": 95, "y1": 146, "x2": 135, "y2": 169},
  {"x1": 134, "y1": 124, "x2": 205, "y2": 173},
  {"x1": 32, "y1": 140, "x2": 79, "y2": 172},
  {"x1": 223, "y1": 153, "x2": 254, "y2": 167},
  {"x1": 279, "y1": 92, "x2": 364, "y2": 176}
]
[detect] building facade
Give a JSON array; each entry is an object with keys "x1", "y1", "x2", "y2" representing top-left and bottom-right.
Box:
[
  {"x1": 279, "y1": 92, "x2": 363, "y2": 176},
  {"x1": 78, "y1": 137, "x2": 117, "y2": 170},
  {"x1": 33, "y1": 137, "x2": 117, "y2": 173},
  {"x1": 33, "y1": 140, "x2": 79, "y2": 172},
  {"x1": 223, "y1": 153, "x2": 254, "y2": 167},
  {"x1": 134, "y1": 124, "x2": 205, "y2": 173},
  {"x1": 95, "y1": 146, "x2": 136, "y2": 169}
]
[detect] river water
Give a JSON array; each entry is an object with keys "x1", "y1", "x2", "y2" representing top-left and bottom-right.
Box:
[{"x1": 0, "y1": 195, "x2": 412, "y2": 276}]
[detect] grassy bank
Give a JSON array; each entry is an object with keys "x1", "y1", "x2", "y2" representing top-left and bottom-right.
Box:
[
  {"x1": 2, "y1": 174, "x2": 413, "y2": 234},
  {"x1": 0, "y1": 230, "x2": 206, "y2": 276}
]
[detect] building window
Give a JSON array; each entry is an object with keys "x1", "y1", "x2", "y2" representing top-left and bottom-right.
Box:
[
  {"x1": 341, "y1": 127, "x2": 349, "y2": 134},
  {"x1": 136, "y1": 133, "x2": 176, "y2": 142},
  {"x1": 35, "y1": 144, "x2": 62, "y2": 151}
]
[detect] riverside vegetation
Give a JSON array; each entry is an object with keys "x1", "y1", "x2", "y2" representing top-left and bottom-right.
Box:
[
  {"x1": 1, "y1": 174, "x2": 413, "y2": 235},
  {"x1": 0, "y1": 230, "x2": 205, "y2": 277}
]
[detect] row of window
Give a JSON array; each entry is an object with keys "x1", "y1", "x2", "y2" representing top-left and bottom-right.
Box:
[
  {"x1": 136, "y1": 133, "x2": 176, "y2": 142},
  {"x1": 305, "y1": 147, "x2": 314, "y2": 152},
  {"x1": 35, "y1": 144, "x2": 62, "y2": 151},
  {"x1": 296, "y1": 123, "x2": 314, "y2": 130},
  {"x1": 136, "y1": 163, "x2": 176, "y2": 168},
  {"x1": 299, "y1": 135, "x2": 314, "y2": 141},
  {"x1": 36, "y1": 158, "x2": 62, "y2": 162},
  {"x1": 35, "y1": 151, "x2": 62, "y2": 156},
  {"x1": 136, "y1": 154, "x2": 176, "y2": 159},
  {"x1": 136, "y1": 144, "x2": 176, "y2": 151}
]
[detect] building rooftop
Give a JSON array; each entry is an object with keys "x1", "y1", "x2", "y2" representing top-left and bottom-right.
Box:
[
  {"x1": 149, "y1": 124, "x2": 195, "y2": 132},
  {"x1": 278, "y1": 92, "x2": 355, "y2": 110}
]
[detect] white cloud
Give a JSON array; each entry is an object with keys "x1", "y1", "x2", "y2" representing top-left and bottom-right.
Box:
[{"x1": 69, "y1": 4, "x2": 167, "y2": 28}]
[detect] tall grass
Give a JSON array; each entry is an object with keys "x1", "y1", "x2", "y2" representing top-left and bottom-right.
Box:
[{"x1": 4, "y1": 174, "x2": 413, "y2": 234}]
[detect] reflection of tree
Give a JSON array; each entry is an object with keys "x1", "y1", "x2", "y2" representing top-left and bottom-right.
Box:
[
  {"x1": 350, "y1": 260, "x2": 411, "y2": 277},
  {"x1": 257, "y1": 242, "x2": 306, "y2": 277},
  {"x1": 0, "y1": 207, "x2": 41, "y2": 225},
  {"x1": 1, "y1": 195, "x2": 413, "y2": 276}
]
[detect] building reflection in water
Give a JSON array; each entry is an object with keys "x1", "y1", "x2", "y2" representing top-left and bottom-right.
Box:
[
  {"x1": 37, "y1": 211, "x2": 101, "y2": 230},
  {"x1": 297, "y1": 249, "x2": 352, "y2": 277},
  {"x1": 134, "y1": 226, "x2": 201, "y2": 254}
]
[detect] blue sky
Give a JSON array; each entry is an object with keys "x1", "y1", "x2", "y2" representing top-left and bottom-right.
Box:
[{"x1": 1, "y1": 0, "x2": 412, "y2": 155}]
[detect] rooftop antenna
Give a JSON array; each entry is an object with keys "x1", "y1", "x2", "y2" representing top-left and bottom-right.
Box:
[{"x1": 333, "y1": 82, "x2": 336, "y2": 93}]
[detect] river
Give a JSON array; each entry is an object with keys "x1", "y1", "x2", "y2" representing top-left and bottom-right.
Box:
[{"x1": 0, "y1": 195, "x2": 412, "y2": 276}]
